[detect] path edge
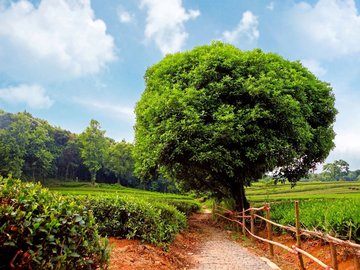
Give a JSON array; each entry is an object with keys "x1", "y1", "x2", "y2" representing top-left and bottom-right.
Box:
[{"x1": 260, "y1": 257, "x2": 281, "y2": 270}]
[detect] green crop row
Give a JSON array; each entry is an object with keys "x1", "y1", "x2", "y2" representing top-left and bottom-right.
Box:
[
  {"x1": 50, "y1": 182, "x2": 201, "y2": 216},
  {"x1": 82, "y1": 196, "x2": 187, "y2": 243},
  {"x1": 246, "y1": 181, "x2": 360, "y2": 201},
  {"x1": 269, "y1": 199, "x2": 360, "y2": 242},
  {"x1": 1, "y1": 177, "x2": 199, "y2": 269},
  {"x1": 49, "y1": 182, "x2": 195, "y2": 201},
  {"x1": 159, "y1": 199, "x2": 201, "y2": 215},
  {"x1": 0, "y1": 177, "x2": 110, "y2": 270}
]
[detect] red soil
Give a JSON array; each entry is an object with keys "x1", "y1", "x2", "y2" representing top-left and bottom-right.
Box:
[
  {"x1": 107, "y1": 214, "x2": 205, "y2": 269},
  {"x1": 239, "y1": 229, "x2": 359, "y2": 270},
  {"x1": 106, "y1": 213, "x2": 359, "y2": 270}
]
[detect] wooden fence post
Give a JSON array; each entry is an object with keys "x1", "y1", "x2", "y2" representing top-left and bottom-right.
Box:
[
  {"x1": 234, "y1": 211, "x2": 240, "y2": 232},
  {"x1": 266, "y1": 203, "x2": 274, "y2": 257},
  {"x1": 242, "y1": 208, "x2": 246, "y2": 236},
  {"x1": 250, "y1": 209, "x2": 255, "y2": 242},
  {"x1": 329, "y1": 231, "x2": 338, "y2": 270},
  {"x1": 295, "y1": 201, "x2": 306, "y2": 270},
  {"x1": 212, "y1": 202, "x2": 216, "y2": 221}
]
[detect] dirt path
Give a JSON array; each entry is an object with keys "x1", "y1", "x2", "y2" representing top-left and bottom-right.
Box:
[
  {"x1": 107, "y1": 212, "x2": 278, "y2": 269},
  {"x1": 189, "y1": 213, "x2": 273, "y2": 270}
]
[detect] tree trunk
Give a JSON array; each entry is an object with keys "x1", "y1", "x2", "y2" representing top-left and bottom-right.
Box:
[
  {"x1": 32, "y1": 166, "x2": 36, "y2": 182},
  {"x1": 65, "y1": 163, "x2": 70, "y2": 180},
  {"x1": 91, "y1": 171, "x2": 96, "y2": 185},
  {"x1": 231, "y1": 180, "x2": 250, "y2": 211}
]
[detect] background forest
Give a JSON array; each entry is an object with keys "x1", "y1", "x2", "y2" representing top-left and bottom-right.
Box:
[{"x1": 0, "y1": 110, "x2": 178, "y2": 192}]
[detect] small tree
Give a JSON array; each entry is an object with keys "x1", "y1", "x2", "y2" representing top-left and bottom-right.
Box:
[
  {"x1": 323, "y1": 159, "x2": 350, "y2": 181},
  {"x1": 134, "y1": 42, "x2": 336, "y2": 210},
  {"x1": 58, "y1": 135, "x2": 82, "y2": 180},
  {"x1": 104, "y1": 140, "x2": 134, "y2": 185},
  {"x1": 24, "y1": 125, "x2": 54, "y2": 181},
  {"x1": 0, "y1": 114, "x2": 31, "y2": 178},
  {"x1": 78, "y1": 120, "x2": 107, "y2": 184}
]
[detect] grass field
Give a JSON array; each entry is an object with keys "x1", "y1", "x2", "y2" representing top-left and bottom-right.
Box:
[{"x1": 246, "y1": 180, "x2": 360, "y2": 201}]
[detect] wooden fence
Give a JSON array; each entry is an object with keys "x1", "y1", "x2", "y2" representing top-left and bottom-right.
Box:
[{"x1": 213, "y1": 201, "x2": 360, "y2": 270}]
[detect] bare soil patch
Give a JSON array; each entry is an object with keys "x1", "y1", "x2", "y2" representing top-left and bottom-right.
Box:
[{"x1": 108, "y1": 213, "x2": 205, "y2": 269}]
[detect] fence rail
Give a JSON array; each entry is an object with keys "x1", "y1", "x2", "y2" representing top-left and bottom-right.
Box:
[{"x1": 213, "y1": 201, "x2": 360, "y2": 270}]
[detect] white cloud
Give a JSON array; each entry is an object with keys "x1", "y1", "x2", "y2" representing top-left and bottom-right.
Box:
[
  {"x1": 0, "y1": 0, "x2": 116, "y2": 82},
  {"x1": 290, "y1": 0, "x2": 360, "y2": 58},
  {"x1": 301, "y1": 59, "x2": 327, "y2": 77},
  {"x1": 0, "y1": 84, "x2": 53, "y2": 109},
  {"x1": 222, "y1": 11, "x2": 259, "y2": 46},
  {"x1": 267, "y1": 2, "x2": 274, "y2": 11},
  {"x1": 334, "y1": 133, "x2": 360, "y2": 156},
  {"x1": 140, "y1": 0, "x2": 200, "y2": 55},
  {"x1": 117, "y1": 8, "x2": 134, "y2": 23},
  {"x1": 321, "y1": 90, "x2": 360, "y2": 169},
  {"x1": 326, "y1": 132, "x2": 360, "y2": 170},
  {"x1": 75, "y1": 99, "x2": 135, "y2": 122}
]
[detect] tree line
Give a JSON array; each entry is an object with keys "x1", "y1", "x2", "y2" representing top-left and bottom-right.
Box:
[
  {"x1": 0, "y1": 110, "x2": 178, "y2": 192},
  {"x1": 308, "y1": 159, "x2": 360, "y2": 181}
]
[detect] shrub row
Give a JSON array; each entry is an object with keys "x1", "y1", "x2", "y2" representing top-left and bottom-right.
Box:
[
  {"x1": 161, "y1": 199, "x2": 201, "y2": 216},
  {"x1": 0, "y1": 177, "x2": 109, "y2": 270},
  {"x1": 270, "y1": 199, "x2": 360, "y2": 242},
  {"x1": 83, "y1": 196, "x2": 187, "y2": 243},
  {"x1": 52, "y1": 185, "x2": 201, "y2": 216}
]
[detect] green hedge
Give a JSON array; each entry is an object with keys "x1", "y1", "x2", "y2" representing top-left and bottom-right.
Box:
[
  {"x1": 0, "y1": 177, "x2": 109, "y2": 269},
  {"x1": 84, "y1": 196, "x2": 187, "y2": 244}
]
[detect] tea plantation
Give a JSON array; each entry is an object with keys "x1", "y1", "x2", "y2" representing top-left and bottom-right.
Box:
[{"x1": 0, "y1": 177, "x2": 200, "y2": 269}]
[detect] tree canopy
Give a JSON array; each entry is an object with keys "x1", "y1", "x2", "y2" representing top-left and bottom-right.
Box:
[
  {"x1": 104, "y1": 140, "x2": 134, "y2": 184},
  {"x1": 134, "y1": 42, "x2": 337, "y2": 210},
  {"x1": 323, "y1": 159, "x2": 350, "y2": 181},
  {"x1": 78, "y1": 120, "x2": 108, "y2": 184}
]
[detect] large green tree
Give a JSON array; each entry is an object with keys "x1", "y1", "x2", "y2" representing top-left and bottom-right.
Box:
[
  {"x1": 78, "y1": 120, "x2": 107, "y2": 184},
  {"x1": 134, "y1": 42, "x2": 336, "y2": 210}
]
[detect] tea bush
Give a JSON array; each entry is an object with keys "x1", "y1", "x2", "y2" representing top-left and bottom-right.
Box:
[
  {"x1": 163, "y1": 200, "x2": 201, "y2": 215},
  {"x1": 0, "y1": 177, "x2": 110, "y2": 269},
  {"x1": 84, "y1": 196, "x2": 187, "y2": 244},
  {"x1": 51, "y1": 183, "x2": 201, "y2": 216}
]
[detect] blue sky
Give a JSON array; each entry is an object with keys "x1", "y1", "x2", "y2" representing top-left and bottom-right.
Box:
[{"x1": 0, "y1": 0, "x2": 360, "y2": 170}]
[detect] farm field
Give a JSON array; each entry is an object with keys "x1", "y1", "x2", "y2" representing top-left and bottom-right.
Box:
[
  {"x1": 246, "y1": 180, "x2": 360, "y2": 201},
  {"x1": 47, "y1": 179, "x2": 360, "y2": 203},
  {"x1": 49, "y1": 180, "x2": 360, "y2": 242},
  {"x1": 48, "y1": 181, "x2": 194, "y2": 200},
  {"x1": 47, "y1": 181, "x2": 201, "y2": 224},
  {"x1": 0, "y1": 178, "x2": 201, "y2": 269},
  {"x1": 48, "y1": 181, "x2": 200, "y2": 214},
  {"x1": 243, "y1": 181, "x2": 360, "y2": 243}
]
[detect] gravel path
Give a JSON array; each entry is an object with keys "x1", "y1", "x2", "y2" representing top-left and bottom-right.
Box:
[{"x1": 190, "y1": 213, "x2": 274, "y2": 270}]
